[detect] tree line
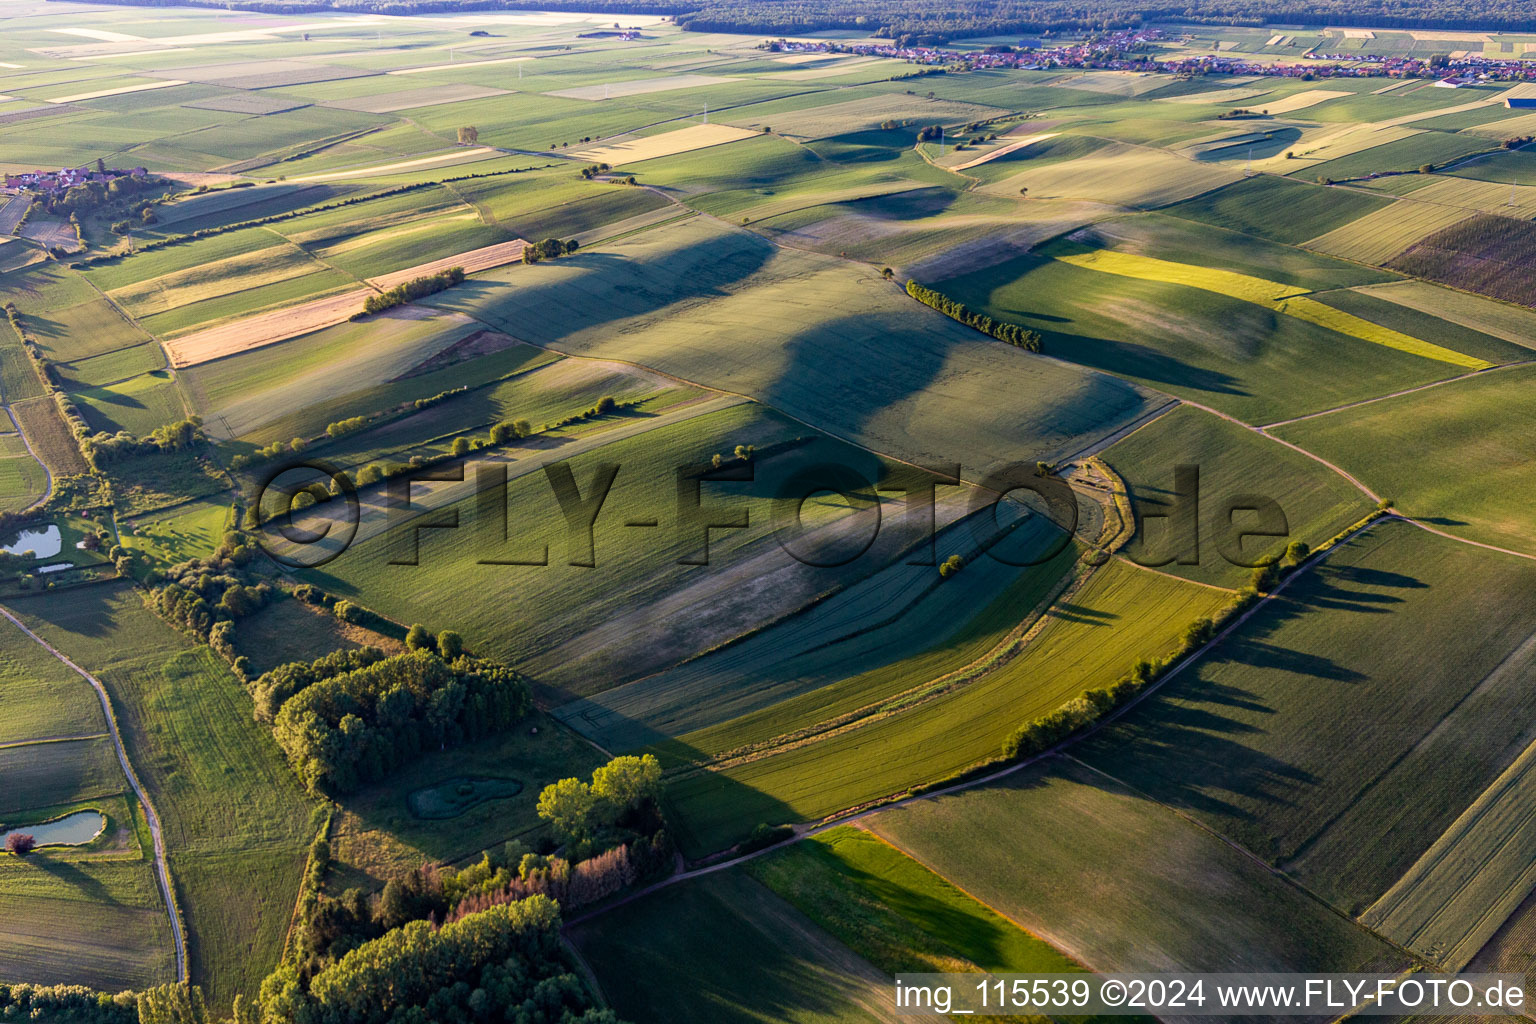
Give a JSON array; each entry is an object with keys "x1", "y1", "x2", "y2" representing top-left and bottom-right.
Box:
[
  {"x1": 905, "y1": 279, "x2": 1042, "y2": 351},
  {"x1": 357, "y1": 266, "x2": 465, "y2": 318}
]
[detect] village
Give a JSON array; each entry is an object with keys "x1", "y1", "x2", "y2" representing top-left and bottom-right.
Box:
[
  {"x1": 769, "y1": 25, "x2": 1536, "y2": 83},
  {"x1": 3, "y1": 163, "x2": 147, "y2": 196}
]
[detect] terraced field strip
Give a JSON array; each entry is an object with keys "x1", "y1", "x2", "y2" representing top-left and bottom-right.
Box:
[
  {"x1": 1362, "y1": 667, "x2": 1536, "y2": 970},
  {"x1": 166, "y1": 239, "x2": 532, "y2": 365},
  {"x1": 950, "y1": 132, "x2": 1059, "y2": 171},
  {"x1": 46, "y1": 79, "x2": 185, "y2": 103},
  {"x1": 1258, "y1": 88, "x2": 1352, "y2": 113},
  {"x1": 1355, "y1": 279, "x2": 1536, "y2": 349},
  {"x1": 1055, "y1": 248, "x2": 1492, "y2": 368},
  {"x1": 386, "y1": 55, "x2": 531, "y2": 75},
  {"x1": 1305, "y1": 199, "x2": 1475, "y2": 264},
  {"x1": 286, "y1": 147, "x2": 499, "y2": 182},
  {"x1": 366, "y1": 238, "x2": 528, "y2": 290},
  {"x1": 571, "y1": 124, "x2": 761, "y2": 166}
]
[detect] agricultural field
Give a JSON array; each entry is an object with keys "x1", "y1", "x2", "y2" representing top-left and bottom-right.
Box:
[{"x1": 3, "y1": 3, "x2": 1536, "y2": 1019}]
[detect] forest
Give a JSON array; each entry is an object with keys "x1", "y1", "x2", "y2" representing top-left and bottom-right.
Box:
[{"x1": 68, "y1": 0, "x2": 1536, "y2": 41}]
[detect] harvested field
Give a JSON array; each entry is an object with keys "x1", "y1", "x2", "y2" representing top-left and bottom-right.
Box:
[
  {"x1": 738, "y1": 95, "x2": 1005, "y2": 140},
  {"x1": 323, "y1": 84, "x2": 509, "y2": 113},
  {"x1": 1405, "y1": 175, "x2": 1536, "y2": 216},
  {"x1": 164, "y1": 238, "x2": 528, "y2": 366},
  {"x1": 163, "y1": 287, "x2": 371, "y2": 366},
  {"x1": 286, "y1": 147, "x2": 498, "y2": 182},
  {"x1": 47, "y1": 79, "x2": 185, "y2": 103},
  {"x1": 1255, "y1": 88, "x2": 1352, "y2": 113},
  {"x1": 365, "y1": 238, "x2": 528, "y2": 290},
  {"x1": 146, "y1": 60, "x2": 376, "y2": 89},
  {"x1": 1306, "y1": 197, "x2": 1476, "y2": 264},
  {"x1": 1355, "y1": 279, "x2": 1536, "y2": 349},
  {"x1": 570, "y1": 124, "x2": 760, "y2": 165},
  {"x1": 1389, "y1": 212, "x2": 1536, "y2": 307},
  {"x1": 386, "y1": 56, "x2": 531, "y2": 76},
  {"x1": 547, "y1": 74, "x2": 733, "y2": 100}
]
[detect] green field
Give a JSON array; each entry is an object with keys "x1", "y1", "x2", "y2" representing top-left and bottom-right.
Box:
[
  {"x1": 7, "y1": 583, "x2": 316, "y2": 1007},
  {"x1": 746, "y1": 825, "x2": 1099, "y2": 980},
  {"x1": 1101, "y1": 404, "x2": 1373, "y2": 584},
  {"x1": 1078, "y1": 521, "x2": 1536, "y2": 913},
  {"x1": 867, "y1": 756, "x2": 1406, "y2": 974},
  {"x1": 569, "y1": 869, "x2": 908, "y2": 1024},
  {"x1": 1166, "y1": 174, "x2": 1391, "y2": 245},
  {"x1": 663, "y1": 557, "x2": 1230, "y2": 857},
  {"x1": 1274, "y1": 364, "x2": 1536, "y2": 555},
  {"x1": 7, "y1": 3, "x2": 1536, "y2": 1012}
]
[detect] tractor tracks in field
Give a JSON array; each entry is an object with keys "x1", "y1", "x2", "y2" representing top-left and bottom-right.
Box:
[{"x1": 0, "y1": 605, "x2": 186, "y2": 983}]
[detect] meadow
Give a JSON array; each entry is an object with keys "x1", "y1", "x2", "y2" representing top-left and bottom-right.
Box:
[{"x1": 7, "y1": 583, "x2": 317, "y2": 1007}]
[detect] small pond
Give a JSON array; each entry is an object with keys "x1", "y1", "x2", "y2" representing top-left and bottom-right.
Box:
[
  {"x1": 2, "y1": 810, "x2": 105, "y2": 849},
  {"x1": 1, "y1": 524, "x2": 60, "y2": 559},
  {"x1": 408, "y1": 777, "x2": 523, "y2": 820}
]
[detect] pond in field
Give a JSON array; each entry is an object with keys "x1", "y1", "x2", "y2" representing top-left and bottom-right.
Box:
[
  {"x1": 2, "y1": 810, "x2": 105, "y2": 849},
  {"x1": 408, "y1": 777, "x2": 523, "y2": 819},
  {"x1": 1, "y1": 523, "x2": 59, "y2": 559}
]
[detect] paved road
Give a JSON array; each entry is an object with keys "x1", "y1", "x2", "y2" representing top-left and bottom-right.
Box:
[{"x1": 0, "y1": 605, "x2": 186, "y2": 982}]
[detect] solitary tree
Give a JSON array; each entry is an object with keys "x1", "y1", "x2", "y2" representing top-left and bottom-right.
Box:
[
  {"x1": 537, "y1": 777, "x2": 597, "y2": 842},
  {"x1": 405, "y1": 623, "x2": 434, "y2": 652},
  {"x1": 591, "y1": 754, "x2": 662, "y2": 812},
  {"x1": 451, "y1": 436, "x2": 471, "y2": 457},
  {"x1": 437, "y1": 629, "x2": 464, "y2": 660},
  {"x1": 457, "y1": 126, "x2": 479, "y2": 145},
  {"x1": 6, "y1": 833, "x2": 35, "y2": 856}
]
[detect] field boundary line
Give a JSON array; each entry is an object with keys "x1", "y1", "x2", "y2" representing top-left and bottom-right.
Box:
[
  {"x1": 1059, "y1": 753, "x2": 1428, "y2": 971},
  {"x1": 1259, "y1": 359, "x2": 1535, "y2": 429},
  {"x1": 3, "y1": 403, "x2": 52, "y2": 511},
  {"x1": 571, "y1": 518, "x2": 1388, "y2": 924},
  {"x1": 0, "y1": 730, "x2": 109, "y2": 750},
  {"x1": 0, "y1": 604, "x2": 186, "y2": 982}
]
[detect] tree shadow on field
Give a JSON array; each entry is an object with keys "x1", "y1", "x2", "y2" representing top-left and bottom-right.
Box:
[
  {"x1": 437, "y1": 231, "x2": 777, "y2": 352},
  {"x1": 1037, "y1": 327, "x2": 1250, "y2": 398},
  {"x1": 25, "y1": 856, "x2": 114, "y2": 903},
  {"x1": 1073, "y1": 554, "x2": 1429, "y2": 829},
  {"x1": 1046, "y1": 601, "x2": 1119, "y2": 626}
]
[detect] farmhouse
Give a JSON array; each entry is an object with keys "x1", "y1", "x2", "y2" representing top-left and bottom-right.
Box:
[{"x1": 3, "y1": 165, "x2": 146, "y2": 194}]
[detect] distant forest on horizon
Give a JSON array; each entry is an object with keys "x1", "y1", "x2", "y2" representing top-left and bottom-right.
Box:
[{"x1": 58, "y1": 0, "x2": 1536, "y2": 44}]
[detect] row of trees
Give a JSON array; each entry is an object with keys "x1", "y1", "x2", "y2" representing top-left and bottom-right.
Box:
[
  {"x1": 358, "y1": 266, "x2": 466, "y2": 318},
  {"x1": 271, "y1": 649, "x2": 532, "y2": 795},
  {"x1": 905, "y1": 279, "x2": 1042, "y2": 351},
  {"x1": 83, "y1": 416, "x2": 204, "y2": 468}
]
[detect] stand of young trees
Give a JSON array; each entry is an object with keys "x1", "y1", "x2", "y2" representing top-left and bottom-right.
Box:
[
  {"x1": 271, "y1": 649, "x2": 532, "y2": 794},
  {"x1": 262, "y1": 897, "x2": 620, "y2": 1024},
  {"x1": 905, "y1": 279, "x2": 1042, "y2": 351},
  {"x1": 357, "y1": 266, "x2": 465, "y2": 318}
]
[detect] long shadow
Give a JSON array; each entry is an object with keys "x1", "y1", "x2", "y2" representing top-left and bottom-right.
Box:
[
  {"x1": 1073, "y1": 557, "x2": 1430, "y2": 827},
  {"x1": 26, "y1": 856, "x2": 115, "y2": 903}
]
